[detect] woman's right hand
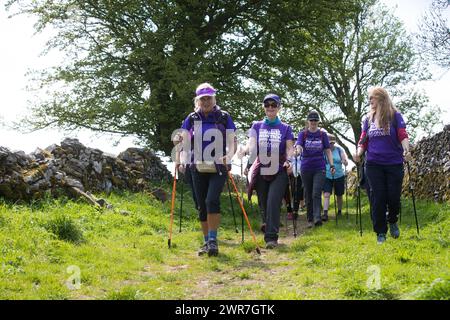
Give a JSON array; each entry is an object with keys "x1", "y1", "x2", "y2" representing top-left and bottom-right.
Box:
[
  {"x1": 353, "y1": 153, "x2": 361, "y2": 163},
  {"x1": 173, "y1": 133, "x2": 183, "y2": 145},
  {"x1": 294, "y1": 145, "x2": 303, "y2": 157},
  {"x1": 176, "y1": 163, "x2": 185, "y2": 174}
]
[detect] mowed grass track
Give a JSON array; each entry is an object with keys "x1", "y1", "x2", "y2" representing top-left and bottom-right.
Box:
[{"x1": 0, "y1": 185, "x2": 448, "y2": 300}]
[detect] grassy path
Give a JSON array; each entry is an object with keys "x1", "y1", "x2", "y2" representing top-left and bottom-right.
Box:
[{"x1": 0, "y1": 189, "x2": 448, "y2": 299}]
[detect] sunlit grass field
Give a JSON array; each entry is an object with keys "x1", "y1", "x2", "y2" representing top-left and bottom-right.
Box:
[{"x1": 0, "y1": 185, "x2": 448, "y2": 300}]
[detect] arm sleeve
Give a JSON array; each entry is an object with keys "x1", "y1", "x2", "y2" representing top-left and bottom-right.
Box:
[
  {"x1": 358, "y1": 118, "x2": 369, "y2": 150},
  {"x1": 295, "y1": 131, "x2": 303, "y2": 147},
  {"x1": 226, "y1": 114, "x2": 237, "y2": 131},
  {"x1": 396, "y1": 112, "x2": 408, "y2": 142},
  {"x1": 322, "y1": 131, "x2": 330, "y2": 149},
  {"x1": 286, "y1": 125, "x2": 294, "y2": 141},
  {"x1": 181, "y1": 115, "x2": 192, "y2": 130}
]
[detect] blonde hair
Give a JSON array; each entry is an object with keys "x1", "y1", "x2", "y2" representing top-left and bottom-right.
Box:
[
  {"x1": 368, "y1": 87, "x2": 398, "y2": 133},
  {"x1": 194, "y1": 83, "x2": 217, "y2": 111}
]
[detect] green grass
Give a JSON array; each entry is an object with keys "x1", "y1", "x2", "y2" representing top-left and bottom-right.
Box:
[{"x1": 0, "y1": 186, "x2": 448, "y2": 300}]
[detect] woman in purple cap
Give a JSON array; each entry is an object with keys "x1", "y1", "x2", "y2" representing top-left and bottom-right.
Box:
[
  {"x1": 175, "y1": 83, "x2": 237, "y2": 256},
  {"x1": 243, "y1": 93, "x2": 294, "y2": 249},
  {"x1": 295, "y1": 110, "x2": 335, "y2": 228},
  {"x1": 353, "y1": 87, "x2": 411, "y2": 244}
]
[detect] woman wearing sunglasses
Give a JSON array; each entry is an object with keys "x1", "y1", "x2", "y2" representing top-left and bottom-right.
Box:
[
  {"x1": 243, "y1": 94, "x2": 294, "y2": 249},
  {"x1": 295, "y1": 110, "x2": 335, "y2": 228}
]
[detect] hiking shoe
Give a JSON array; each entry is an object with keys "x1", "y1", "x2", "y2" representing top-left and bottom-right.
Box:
[
  {"x1": 337, "y1": 210, "x2": 342, "y2": 216},
  {"x1": 198, "y1": 242, "x2": 209, "y2": 256},
  {"x1": 207, "y1": 239, "x2": 219, "y2": 257},
  {"x1": 260, "y1": 223, "x2": 266, "y2": 233},
  {"x1": 377, "y1": 233, "x2": 386, "y2": 244},
  {"x1": 287, "y1": 212, "x2": 293, "y2": 220},
  {"x1": 389, "y1": 223, "x2": 400, "y2": 239},
  {"x1": 307, "y1": 221, "x2": 314, "y2": 228},
  {"x1": 314, "y1": 220, "x2": 323, "y2": 227},
  {"x1": 321, "y1": 214, "x2": 328, "y2": 222},
  {"x1": 266, "y1": 241, "x2": 278, "y2": 249}
]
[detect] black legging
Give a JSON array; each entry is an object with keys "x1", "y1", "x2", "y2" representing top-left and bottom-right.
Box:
[
  {"x1": 190, "y1": 166, "x2": 227, "y2": 222},
  {"x1": 365, "y1": 163, "x2": 404, "y2": 235},
  {"x1": 290, "y1": 175, "x2": 304, "y2": 212},
  {"x1": 184, "y1": 164, "x2": 199, "y2": 210}
]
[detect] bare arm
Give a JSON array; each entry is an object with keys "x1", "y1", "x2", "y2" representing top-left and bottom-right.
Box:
[
  {"x1": 325, "y1": 148, "x2": 336, "y2": 175},
  {"x1": 340, "y1": 148, "x2": 349, "y2": 166}
]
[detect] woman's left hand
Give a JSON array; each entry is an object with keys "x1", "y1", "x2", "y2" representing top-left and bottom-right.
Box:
[
  {"x1": 330, "y1": 166, "x2": 336, "y2": 176},
  {"x1": 403, "y1": 150, "x2": 412, "y2": 162}
]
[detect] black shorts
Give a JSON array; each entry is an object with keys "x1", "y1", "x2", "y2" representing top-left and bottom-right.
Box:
[{"x1": 323, "y1": 176, "x2": 345, "y2": 196}]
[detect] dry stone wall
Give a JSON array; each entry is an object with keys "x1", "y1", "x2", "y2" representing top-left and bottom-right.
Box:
[
  {"x1": 403, "y1": 125, "x2": 450, "y2": 202},
  {"x1": 0, "y1": 138, "x2": 171, "y2": 201}
]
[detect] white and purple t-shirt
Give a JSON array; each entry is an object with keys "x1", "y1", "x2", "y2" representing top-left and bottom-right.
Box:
[
  {"x1": 295, "y1": 129, "x2": 330, "y2": 172},
  {"x1": 360, "y1": 112, "x2": 407, "y2": 165},
  {"x1": 249, "y1": 120, "x2": 294, "y2": 174}
]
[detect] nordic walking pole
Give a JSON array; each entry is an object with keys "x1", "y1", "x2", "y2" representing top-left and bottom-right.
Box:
[
  {"x1": 227, "y1": 169, "x2": 261, "y2": 254},
  {"x1": 168, "y1": 166, "x2": 177, "y2": 248},
  {"x1": 226, "y1": 177, "x2": 239, "y2": 233},
  {"x1": 179, "y1": 176, "x2": 184, "y2": 233},
  {"x1": 356, "y1": 164, "x2": 363, "y2": 236},
  {"x1": 287, "y1": 173, "x2": 297, "y2": 237},
  {"x1": 285, "y1": 186, "x2": 289, "y2": 235},
  {"x1": 240, "y1": 159, "x2": 244, "y2": 202},
  {"x1": 333, "y1": 173, "x2": 337, "y2": 226},
  {"x1": 355, "y1": 167, "x2": 359, "y2": 225},
  {"x1": 406, "y1": 161, "x2": 420, "y2": 235},
  {"x1": 345, "y1": 165, "x2": 348, "y2": 220},
  {"x1": 241, "y1": 160, "x2": 246, "y2": 242}
]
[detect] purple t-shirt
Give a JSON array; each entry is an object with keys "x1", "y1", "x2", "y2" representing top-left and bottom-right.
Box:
[
  {"x1": 363, "y1": 112, "x2": 406, "y2": 165},
  {"x1": 181, "y1": 106, "x2": 236, "y2": 162},
  {"x1": 249, "y1": 120, "x2": 294, "y2": 173},
  {"x1": 295, "y1": 129, "x2": 330, "y2": 172}
]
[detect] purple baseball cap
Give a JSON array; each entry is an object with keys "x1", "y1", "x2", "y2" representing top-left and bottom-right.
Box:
[
  {"x1": 263, "y1": 93, "x2": 281, "y2": 105},
  {"x1": 196, "y1": 85, "x2": 217, "y2": 98}
]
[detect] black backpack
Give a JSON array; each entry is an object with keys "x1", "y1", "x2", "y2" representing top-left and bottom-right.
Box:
[
  {"x1": 187, "y1": 109, "x2": 230, "y2": 153},
  {"x1": 188, "y1": 109, "x2": 230, "y2": 129}
]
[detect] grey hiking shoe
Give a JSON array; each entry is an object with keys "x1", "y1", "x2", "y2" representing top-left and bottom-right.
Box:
[
  {"x1": 265, "y1": 241, "x2": 278, "y2": 249},
  {"x1": 207, "y1": 239, "x2": 219, "y2": 257},
  {"x1": 377, "y1": 233, "x2": 386, "y2": 244},
  {"x1": 198, "y1": 242, "x2": 209, "y2": 256},
  {"x1": 389, "y1": 223, "x2": 400, "y2": 239},
  {"x1": 307, "y1": 221, "x2": 314, "y2": 228}
]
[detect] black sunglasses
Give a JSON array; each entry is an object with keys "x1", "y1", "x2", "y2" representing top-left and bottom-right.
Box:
[
  {"x1": 264, "y1": 102, "x2": 278, "y2": 109},
  {"x1": 309, "y1": 119, "x2": 319, "y2": 122}
]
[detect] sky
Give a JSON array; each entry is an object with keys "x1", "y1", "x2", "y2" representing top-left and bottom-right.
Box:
[{"x1": 0, "y1": 0, "x2": 449, "y2": 158}]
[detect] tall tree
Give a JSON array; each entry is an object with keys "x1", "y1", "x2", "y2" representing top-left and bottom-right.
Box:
[
  {"x1": 417, "y1": 0, "x2": 450, "y2": 69},
  {"x1": 256, "y1": 0, "x2": 441, "y2": 158},
  {"x1": 6, "y1": 0, "x2": 359, "y2": 155}
]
